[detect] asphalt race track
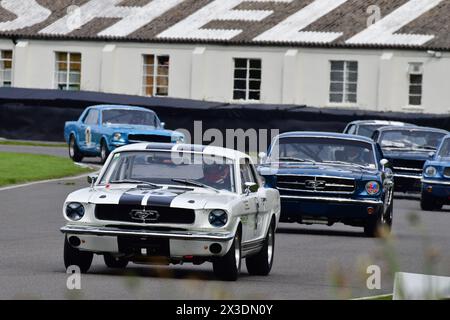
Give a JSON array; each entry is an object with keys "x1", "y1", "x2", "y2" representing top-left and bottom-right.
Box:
[{"x1": 1, "y1": 146, "x2": 449, "y2": 299}]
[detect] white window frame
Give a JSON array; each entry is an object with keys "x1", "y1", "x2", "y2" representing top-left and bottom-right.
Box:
[
  {"x1": 142, "y1": 54, "x2": 170, "y2": 97},
  {"x1": 0, "y1": 50, "x2": 13, "y2": 87},
  {"x1": 329, "y1": 60, "x2": 358, "y2": 104},
  {"x1": 54, "y1": 52, "x2": 81, "y2": 91},
  {"x1": 408, "y1": 63, "x2": 423, "y2": 107},
  {"x1": 233, "y1": 58, "x2": 262, "y2": 102}
]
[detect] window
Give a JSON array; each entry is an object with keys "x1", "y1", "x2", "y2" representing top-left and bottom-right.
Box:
[
  {"x1": 330, "y1": 61, "x2": 358, "y2": 103},
  {"x1": 0, "y1": 50, "x2": 12, "y2": 87},
  {"x1": 83, "y1": 109, "x2": 99, "y2": 126},
  {"x1": 55, "y1": 52, "x2": 81, "y2": 90},
  {"x1": 240, "y1": 160, "x2": 258, "y2": 193},
  {"x1": 346, "y1": 125, "x2": 357, "y2": 135},
  {"x1": 408, "y1": 63, "x2": 423, "y2": 106},
  {"x1": 233, "y1": 58, "x2": 261, "y2": 101},
  {"x1": 143, "y1": 55, "x2": 169, "y2": 97}
]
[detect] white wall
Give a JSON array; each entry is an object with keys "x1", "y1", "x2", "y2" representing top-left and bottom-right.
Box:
[
  {"x1": 11, "y1": 40, "x2": 102, "y2": 91},
  {"x1": 4, "y1": 39, "x2": 450, "y2": 114}
]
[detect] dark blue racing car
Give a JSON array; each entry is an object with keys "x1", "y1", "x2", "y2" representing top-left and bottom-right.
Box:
[
  {"x1": 258, "y1": 132, "x2": 394, "y2": 237},
  {"x1": 372, "y1": 126, "x2": 448, "y2": 193},
  {"x1": 421, "y1": 135, "x2": 450, "y2": 211}
]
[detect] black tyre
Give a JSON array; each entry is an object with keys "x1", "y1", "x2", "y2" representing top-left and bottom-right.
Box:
[
  {"x1": 364, "y1": 217, "x2": 379, "y2": 238},
  {"x1": 100, "y1": 140, "x2": 110, "y2": 164},
  {"x1": 213, "y1": 229, "x2": 241, "y2": 281},
  {"x1": 364, "y1": 193, "x2": 394, "y2": 238},
  {"x1": 104, "y1": 254, "x2": 129, "y2": 269},
  {"x1": 68, "y1": 135, "x2": 83, "y2": 162},
  {"x1": 384, "y1": 195, "x2": 394, "y2": 229},
  {"x1": 64, "y1": 236, "x2": 93, "y2": 273},
  {"x1": 246, "y1": 222, "x2": 275, "y2": 276},
  {"x1": 420, "y1": 193, "x2": 441, "y2": 211}
]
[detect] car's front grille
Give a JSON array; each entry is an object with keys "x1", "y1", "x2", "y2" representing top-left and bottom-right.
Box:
[
  {"x1": 95, "y1": 204, "x2": 195, "y2": 224},
  {"x1": 390, "y1": 158, "x2": 425, "y2": 177},
  {"x1": 128, "y1": 134, "x2": 172, "y2": 143},
  {"x1": 276, "y1": 175, "x2": 356, "y2": 194}
]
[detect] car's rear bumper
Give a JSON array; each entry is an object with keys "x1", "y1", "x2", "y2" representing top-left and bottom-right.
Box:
[
  {"x1": 280, "y1": 195, "x2": 383, "y2": 225},
  {"x1": 61, "y1": 225, "x2": 234, "y2": 258}
]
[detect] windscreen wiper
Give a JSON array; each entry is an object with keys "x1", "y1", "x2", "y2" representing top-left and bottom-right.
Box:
[
  {"x1": 171, "y1": 179, "x2": 219, "y2": 193},
  {"x1": 109, "y1": 179, "x2": 160, "y2": 189},
  {"x1": 417, "y1": 145, "x2": 437, "y2": 151},
  {"x1": 321, "y1": 161, "x2": 367, "y2": 169},
  {"x1": 277, "y1": 157, "x2": 315, "y2": 163}
]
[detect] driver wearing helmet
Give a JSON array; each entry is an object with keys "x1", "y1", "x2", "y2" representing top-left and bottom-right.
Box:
[
  {"x1": 201, "y1": 163, "x2": 231, "y2": 190},
  {"x1": 346, "y1": 146, "x2": 368, "y2": 166}
]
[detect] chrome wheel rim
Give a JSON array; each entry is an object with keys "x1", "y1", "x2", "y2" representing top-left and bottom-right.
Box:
[
  {"x1": 234, "y1": 234, "x2": 241, "y2": 271},
  {"x1": 101, "y1": 145, "x2": 106, "y2": 160},
  {"x1": 69, "y1": 138, "x2": 75, "y2": 157},
  {"x1": 267, "y1": 227, "x2": 274, "y2": 265},
  {"x1": 381, "y1": 213, "x2": 386, "y2": 225}
]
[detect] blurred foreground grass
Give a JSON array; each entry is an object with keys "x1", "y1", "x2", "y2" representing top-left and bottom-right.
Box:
[
  {"x1": 0, "y1": 140, "x2": 66, "y2": 148},
  {"x1": 0, "y1": 152, "x2": 92, "y2": 186}
]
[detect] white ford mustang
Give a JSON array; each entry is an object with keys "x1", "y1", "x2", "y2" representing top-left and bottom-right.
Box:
[{"x1": 61, "y1": 143, "x2": 280, "y2": 281}]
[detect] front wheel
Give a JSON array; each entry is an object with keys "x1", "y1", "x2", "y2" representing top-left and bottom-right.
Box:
[
  {"x1": 213, "y1": 230, "x2": 241, "y2": 281},
  {"x1": 104, "y1": 254, "x2": 128, "y2": 269},
  {"x1": 100, "y1": 140, "x2": 110, "y2": 164},
  {"x1": 364, "y1": 207, "x2": 392, "y2": 238},
  {"x1": 68, "y1": 135, "x2": 83, "y2": 162},
  {"x1": 421, "y1": 193, "x2": 441, "y2": 211},
  {"x1": 64, "y1": 236, "x2": 93, "y2": 273},
  {"x1": 246, "y1": 222, "x2": 275, "y2": 276}
]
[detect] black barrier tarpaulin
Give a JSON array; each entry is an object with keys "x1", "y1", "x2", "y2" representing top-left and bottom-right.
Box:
[{"x1": 1, "y1": 87, "x2": 450, "y2": 142}]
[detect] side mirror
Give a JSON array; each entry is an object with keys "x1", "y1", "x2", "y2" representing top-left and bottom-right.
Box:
[
  {"x1": 380, "y1": 159, "x2": 389, "y2": 170},
  {"x1": 160, "y1": 122, "x2": 166, "y2": 129},
  {"x1": 428, "y1": 151, "x2": 436, "y2": 159},
  {"x1": 258, "y1": 152, "x2": 267, "y2": 164},
  {"x1": 87, "y1": 174, "x2": 98, "y2": 186},
  {"x1": 244, "y1": 182, "x2": 258, "y2": 195}
]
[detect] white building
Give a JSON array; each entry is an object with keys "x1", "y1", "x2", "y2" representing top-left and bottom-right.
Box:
[{"x1": 0, "y1": 0, "x2": 449, "y2": 114}]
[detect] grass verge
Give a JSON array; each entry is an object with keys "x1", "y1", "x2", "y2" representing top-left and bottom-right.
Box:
[
  {"x1": 0, "y1": 152, "x2": 93, "y2": 187},
  {"x1": 0, "y1": 140, "x2": 66, "y2": 148},
  {"x1": 353, "y1": 294, "x2": 393, "y2": 300}
]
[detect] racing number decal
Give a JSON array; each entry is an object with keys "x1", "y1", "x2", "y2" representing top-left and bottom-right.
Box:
[{"x1": 85, "y1": 126, "x2": 91, "y2": 146}]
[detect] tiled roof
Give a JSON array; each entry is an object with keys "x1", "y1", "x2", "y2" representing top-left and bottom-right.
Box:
[{"x1": 0, "y1": 0, "x2": 448, "y2": 50}]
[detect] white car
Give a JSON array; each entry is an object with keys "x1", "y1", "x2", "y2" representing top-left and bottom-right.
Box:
[{"x1": 61, "y1": 143, "x2": 280, "y2": 281}]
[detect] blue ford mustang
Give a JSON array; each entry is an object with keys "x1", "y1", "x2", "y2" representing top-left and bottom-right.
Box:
[
  {"x1": 258, "y1": 132, "x2": 394, "y2": 237},
  {"x1": 372, "y1": 126, "x2": 448, "y2": 193},
  {"x1": 64, "y1": 105, "x2": 184, "y2": 163},
  {"x1": 421, "y1": 135, "x2": 450, "y2": 211}
]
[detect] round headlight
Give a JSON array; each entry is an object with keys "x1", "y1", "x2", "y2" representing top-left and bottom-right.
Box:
[
  {"x1": 366, "y1": 181, "x2": 380, "y2": 195},
  {"x1": 208, "y1": 209, "x2": 228, "y2": 227},
  {"x1": 425, "y1": 166, "x2": 437, "y2": 177},
  {"x1": 66, "y1": 202, "x2": 85, "y2": 221}
]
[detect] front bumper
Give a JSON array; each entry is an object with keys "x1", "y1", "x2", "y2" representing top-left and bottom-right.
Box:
[
  {"x1": 421, "y1": 179, "x2": 450, "y2": 200},
  {"x1": 280, "y1": 195, "x2": 383, "y2": 224},
  {"x1": 61, "y1": 225, "x2": 234, "y2": 258}
]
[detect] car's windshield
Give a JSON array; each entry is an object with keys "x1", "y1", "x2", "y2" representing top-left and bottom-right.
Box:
[
  {"x1": 102, "y1": 109, "x2": 158, "y2": 127},
  {"x1": 380, "y1": 129, "x2": 446, "y2": 151},
  {"x1": 357, "y1": 124, "x2": 385, "y2": 138},
  {"x1": 437, "y1": 138, "x2": 450, "y2": 158},
  {"x1": 100, "y1": 151, "x2": 235, "y2": 192},
  {"x1": 269, "y1": 137, "x2": 377, "y2": 168}
]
